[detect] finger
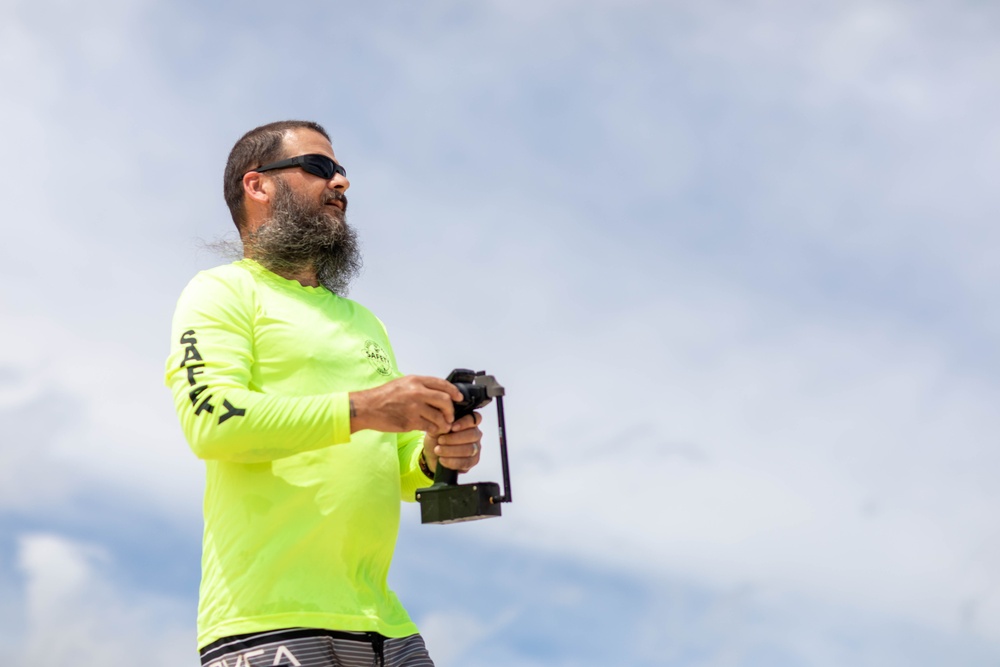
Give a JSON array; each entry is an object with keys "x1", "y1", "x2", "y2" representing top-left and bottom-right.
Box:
[
  {"x1": 418, "y1": 416, "x2": 444, "y2": 435},
  {"x1": 418, "y1": 404, "x2": 452, "y2": 434},
  {"x1": 439, "y1": 444, "x2": 481, "y2": 472},
  {"x1": 434, "y1": 441, "x2": 481, "y2": 459},
  {"x1": 450, "y1": 412, "x2": 480, "y2": 432},
  {"x1": 417, "y1": 376, "x2": 464, "y2": 403},
  {"x1": 437, "y1": 456, "x2": 476, "y2": 472},
  {"x1": 421, "y1": 388, "x2": 456, "y2": 425},
  {"x1": 437, "y1": 427, "x2": 482, "y2": 446}
]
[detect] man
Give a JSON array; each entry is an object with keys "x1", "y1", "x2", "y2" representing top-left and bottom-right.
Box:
[{"x1": 165, "y1": 120, "x2": 483, "y2": 667}]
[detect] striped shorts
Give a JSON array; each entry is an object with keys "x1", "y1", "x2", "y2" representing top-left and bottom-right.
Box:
[{"x1": 199, "y1": 628, "x2": 435, "y2": 667}]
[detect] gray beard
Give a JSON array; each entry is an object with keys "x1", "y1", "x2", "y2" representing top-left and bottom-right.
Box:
[{"x1": 209, "y1": 179, "x2": 363, "y2": 296}]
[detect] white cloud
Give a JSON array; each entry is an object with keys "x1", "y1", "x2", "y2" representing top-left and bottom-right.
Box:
[
  {"x1": 469, "y1": 282, "x2": 1000, "y2": 638},
  {"x1": 291, "y1": 1, "x2": 1000, "y2": 641},
  {"x1": 0, "y1": 312, "x2": 202, "y2": 519},
  {"x1": 14, "y1": 532, "x2": 194, "y2": 667},
  {"x1": 418, "y1": 609, "x2": 516, "y2": 667},
  {"x1": 1, "y1": 0, "x2": 999, "y2": 662}
]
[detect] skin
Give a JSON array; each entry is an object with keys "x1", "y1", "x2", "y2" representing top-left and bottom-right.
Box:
[{"x1": 239, "y1": 127, "x2": 483, "y2": 474}]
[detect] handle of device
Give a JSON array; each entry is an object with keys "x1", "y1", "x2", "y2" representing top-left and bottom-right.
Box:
[
  {"x1": 431, "y1": 373, "x2": 479, "y2": 486},
  {"x1": 429, "y1": 369, "x2": 511, "y2": 504}
]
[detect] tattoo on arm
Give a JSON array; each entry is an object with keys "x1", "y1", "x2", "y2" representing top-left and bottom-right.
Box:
[{"x1": 350, "y1": 399, "x2": 357, "y2": 418}]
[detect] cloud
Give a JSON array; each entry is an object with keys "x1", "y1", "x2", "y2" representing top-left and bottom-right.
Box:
[
  {"x1": 473, "y1": 281, "x2": 1000, "y2": 637},
  {"x1": 418, "y1": 609, "x2": 512, "y2": 666},
  {"x1": 1, "y1": 0, "x2": 999, "y2": 663},
  {"x1": 11, "y1": 532, "x2": 194, "y2": 667},
  {"x1": 321, "y1": 1, "x2": 1000, "y2": 643},
  {"x1": 0, "y1": 382, "x2": 83, "y2": 512},
  {"x1": 394, "y1": 527, "x2": 1000, "y2": 667},
  {"x1": 0, "y1": 312, "x2": 203, "y2": 521}
]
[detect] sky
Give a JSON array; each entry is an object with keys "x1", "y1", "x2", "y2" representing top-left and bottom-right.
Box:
[{"x1": 1, "y1": 0, "x2": 999, "y2": 665}]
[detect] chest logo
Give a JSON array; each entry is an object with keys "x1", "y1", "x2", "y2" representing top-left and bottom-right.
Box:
[{"x1": 364, "y1": 340, "x2": 392, "y2": 376}]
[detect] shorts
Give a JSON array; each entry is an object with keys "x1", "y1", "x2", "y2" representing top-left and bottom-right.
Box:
[{"x1": 199, "y1": 627, "x2": 435, "y2": 667}]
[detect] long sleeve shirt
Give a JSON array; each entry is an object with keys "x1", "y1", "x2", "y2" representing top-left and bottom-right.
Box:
[{"x1": 164, "y1": 259, "x2": 428, "y2": 649}]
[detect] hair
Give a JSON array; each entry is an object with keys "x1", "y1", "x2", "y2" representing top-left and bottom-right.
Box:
[{"x1": 223, "y1": 120, "x2": 331, "y2": 230}]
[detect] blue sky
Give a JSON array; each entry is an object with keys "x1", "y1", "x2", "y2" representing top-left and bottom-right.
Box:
[{"x1": 2, "y1": 1, "x2": 999, "y2": 665}]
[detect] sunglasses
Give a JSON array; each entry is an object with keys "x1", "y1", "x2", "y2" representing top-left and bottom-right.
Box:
[{"x1": 250, "y1": 154, "x2": 347, "y2": 180}]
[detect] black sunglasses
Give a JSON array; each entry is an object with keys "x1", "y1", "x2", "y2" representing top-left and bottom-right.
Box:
[{"x1": 250, "y1": 154, "x2": 347, "y2": 180}]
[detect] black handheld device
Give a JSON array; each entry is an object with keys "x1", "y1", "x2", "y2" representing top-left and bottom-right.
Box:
[{"x1": 415, "y1": 369, "x2": 512, "y2": 524}]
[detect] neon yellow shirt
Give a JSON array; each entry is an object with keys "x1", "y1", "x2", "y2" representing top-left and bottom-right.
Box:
[{"x1": 164, "y1": 259, "x2": 430, "y2": 649}]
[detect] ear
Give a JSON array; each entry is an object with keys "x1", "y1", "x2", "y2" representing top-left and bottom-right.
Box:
[{"x1": 243, "y1": 171, "x2": 270, "y2": 205}]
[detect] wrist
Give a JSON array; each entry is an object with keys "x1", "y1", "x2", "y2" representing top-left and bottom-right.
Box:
[
  {"x1": 421, "y1": 432, "x2": 439, "y2": 475},
  {"x1": 419, "y1": 450, "x2": 435, "y2": 479}
]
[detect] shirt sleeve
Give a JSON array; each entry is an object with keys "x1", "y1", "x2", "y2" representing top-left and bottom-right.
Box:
[{"x1": 164, "y1": 269, "x2": 352, "y2": 463}]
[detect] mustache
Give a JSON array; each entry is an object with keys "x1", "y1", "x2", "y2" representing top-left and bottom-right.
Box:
[{"x1": 325, "y1": 191, "x2": 348, "y2": 211}]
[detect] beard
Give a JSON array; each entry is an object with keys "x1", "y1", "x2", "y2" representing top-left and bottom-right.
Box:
[{"x1": 242, "y1": 178, "x2": 363, "y2": 296}]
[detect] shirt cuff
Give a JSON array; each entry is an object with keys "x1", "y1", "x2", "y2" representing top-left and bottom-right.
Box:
[{"x1": 330, "y1": 392, "x2": 352, "y2": 445}]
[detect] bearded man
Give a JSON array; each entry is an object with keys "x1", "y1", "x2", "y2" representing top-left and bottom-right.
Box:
[{"x1": 165, "y1": 120, "x2": 483, "y2": 667}]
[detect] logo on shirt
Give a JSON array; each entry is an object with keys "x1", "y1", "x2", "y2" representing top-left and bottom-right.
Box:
[
  {"x1": 178, "y1": 329, "x2": 246, "y2": 424},
  {"x1": 364, "y1": 340, "x2": 392, "y2": 376}
]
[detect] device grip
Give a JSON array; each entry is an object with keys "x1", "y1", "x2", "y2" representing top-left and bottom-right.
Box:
[
  {"x1": 453, "y1": 388, "x2": 478, "y2": 422},
  {"x1": 429, "y1": 372, "x2": 484, "y2": 488},
  {"x1": 433, "y1": 462, "x2": 458, "y2": 486}
]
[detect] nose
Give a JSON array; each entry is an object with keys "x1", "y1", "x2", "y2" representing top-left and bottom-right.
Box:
[{"x1": 328, "y1": 171, "x2": 350, "y2": 192}]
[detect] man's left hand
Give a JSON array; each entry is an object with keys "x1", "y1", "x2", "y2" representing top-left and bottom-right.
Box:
[{"x1": 422, "y1": 412, "x2": 483, "y2": 474}]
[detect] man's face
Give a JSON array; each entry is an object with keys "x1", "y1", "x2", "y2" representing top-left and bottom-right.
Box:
[
  {"x1": 244, "y1": 129, "x2": 362, "y2": 295},
  {"x1": 261, "y1": 127, "x2": 351, "y2": 221}
]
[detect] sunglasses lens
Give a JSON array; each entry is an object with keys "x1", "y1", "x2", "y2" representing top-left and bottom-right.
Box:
[
  {"x1": 300, "y1": 156, "x2": 331, "y2": 179},
  {"x1": 301, "y1": 155, "x2": 345, "y2": 180}
]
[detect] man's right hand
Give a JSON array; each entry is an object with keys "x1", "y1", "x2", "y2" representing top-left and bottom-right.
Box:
[{"x1": 348, "y1": 376, "x2": 463, "y2": 435}]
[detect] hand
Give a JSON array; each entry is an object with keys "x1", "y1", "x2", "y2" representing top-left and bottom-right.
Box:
[
  {"x1": 349, "y1": 376, "x2": 463, "y2": 434},
  {"x1": 423, "y1": 412, "x2": 483, "y2": 474}
]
